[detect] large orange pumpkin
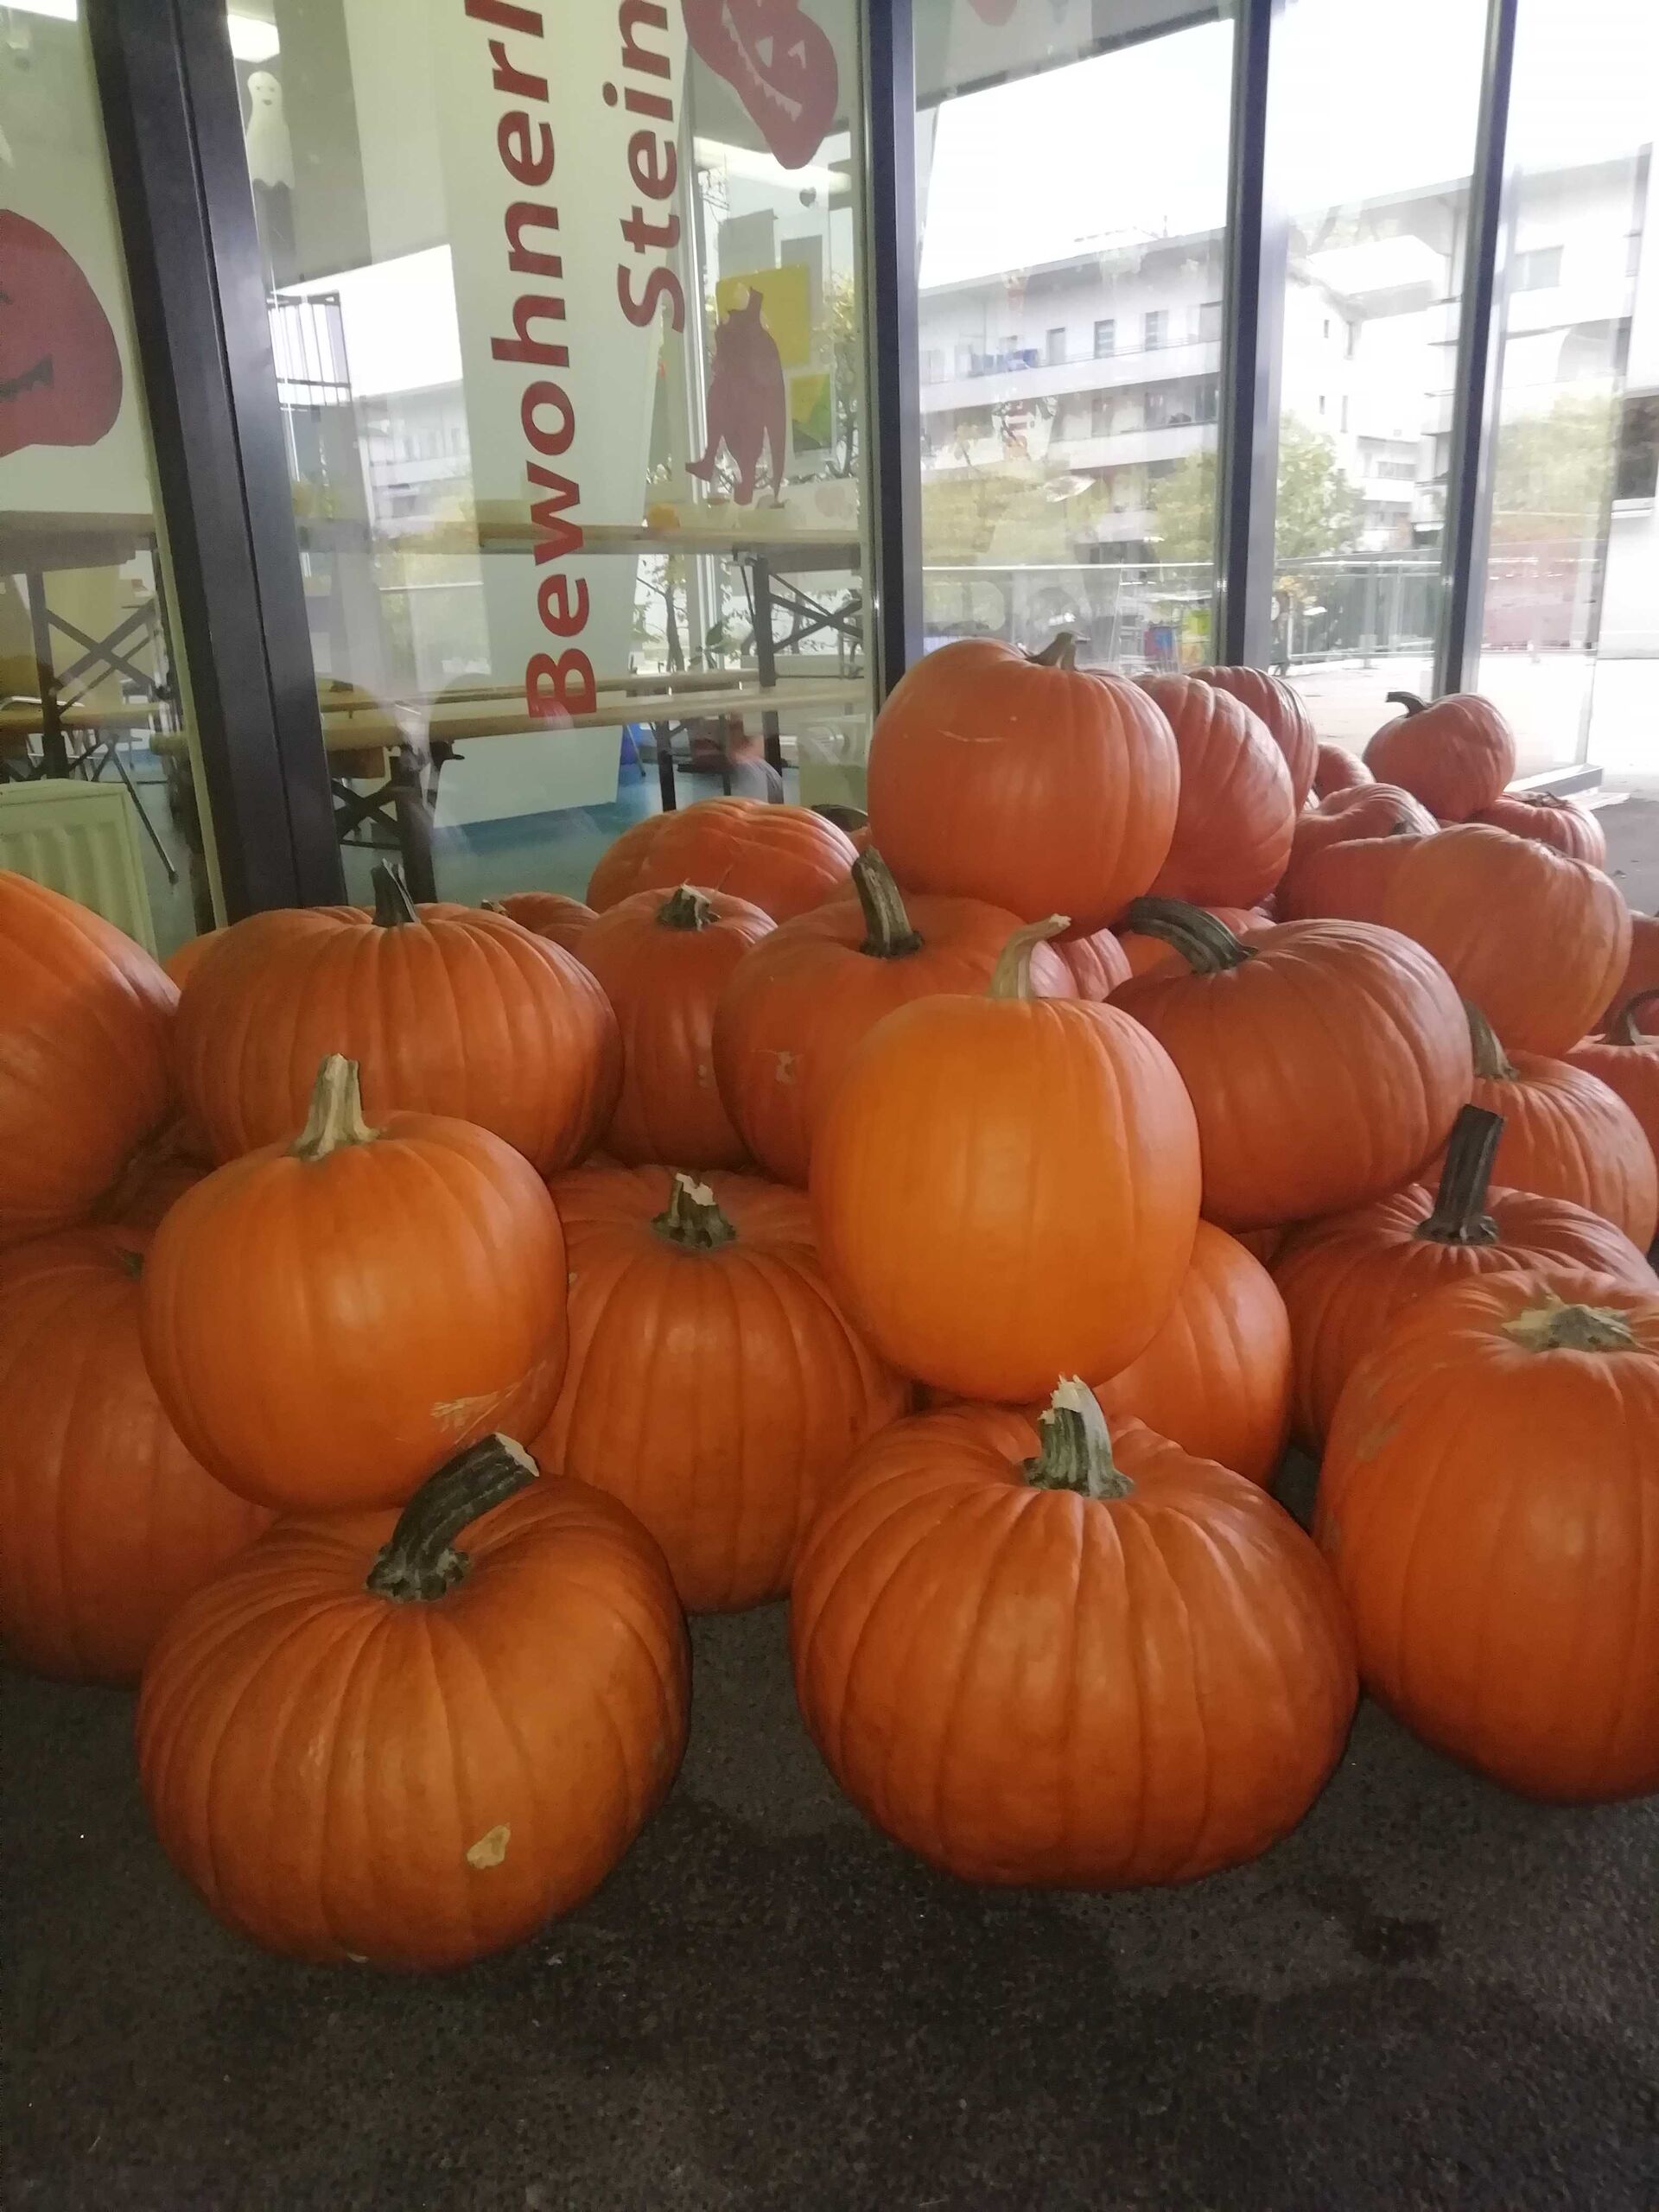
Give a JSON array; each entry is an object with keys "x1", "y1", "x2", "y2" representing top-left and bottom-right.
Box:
[
  {"x1": 1363, "y1": 690, "x2": 1516, "y2": 819},
  {"x1": 142, "y1": 1057, "x2": 569, "y2": 1512},
  {"x1": 1053, "y1": 923, "x2": 1132, "y2": 1001},
  {"x1": 865, "y1": 634, "x2": 1179, "y2": 931},
  {"x1": 791, "y1": 1382, "x2": 1356, "y2": 1885},
  {"x1": 0, "y1": 870, "x2": 176, "y2": 1247},
  {"x1": 1115, "y1": 903, "x2": 1262, "y2": 979},
  {"x1": 1454, "y1": 1004, "x2": 1657, "y2": 1246},
  {"x1": 577, "y1": 884, "x2": 772, "y2": 1168},
  {"x1": 1311, "y1": 741, "x2": 1372, "y2": 798},
  {"x1": 1275, "y1": 787, "x2": 1434, "y2": 920},
  {"x1": 92, "y1": 1119, "x2": 210, "y2": 1233},
  {"x1": 137, "y1": 1435, "x2": 689, "y2": 1967},
  {"x1": 1189, "y1": 666, "x2": 1318, "y2": 808},
  {"x1": 1566, "y1": 990, "x2": 1659, "y2": 1167},
  {"x1": 1272, "y1": 826, "x2": 1416, "y2": 925},
  {"x1": 712, "y1": 850, "x2": 1071, "y2": 1186},
  {"x1": 532, "y1": 1165, "x2": 906, "y2": 1611},
  {"x1": 1272, "y1": 1104, "x2": 1651, "y2": 1446},
  {"x1": 1136, "y1": 673, "x2": 1294, "y2": 908},
  {"x1": 1111, "y1": 901, "x2": 1471, "y2": 1230},
  {"x1": 175, "y1": 864, "x2": 620, "y2": 1170},
  {"x1": 0, "y1": 1226, "x2": 269, "y2": 1681},
  {"x1": 1089, "y1": 1220, "x2": 1292, "y2": 1485},
  {"x1": 487, "y1": 890, "x2": 596, "y2": 957},
  {"x1": 1318, "y1": 1270, "x2": 1659, "y2": 1802},
  {"x1": 587, "y1": 797, "x2": 855, "y2": 922},
  {"x1": 1471, "y1": 791, "x2": 1606, "y2": 868},
  {"x1": 1374, "y1": 824, "x2": 1630, "y2": 1057},
  {"x1": 811, "y1": 921, "x2": 1201, "y2": 1400}
]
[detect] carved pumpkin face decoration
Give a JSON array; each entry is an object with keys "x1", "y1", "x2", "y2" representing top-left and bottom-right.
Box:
[
  {"x1": 0, "y1": 213, "x2": 124, "y2": 461},
  {"x1": 683, "y1": 0, "x2": 839, "y2": 171}
]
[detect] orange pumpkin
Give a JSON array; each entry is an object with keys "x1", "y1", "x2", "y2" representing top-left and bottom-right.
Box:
[
  {"x1": 577, "y1": 884, "x2": 772, "y2": 1168},
  {"x1": 92, "y1": 1121, "x2": 209, "y2": 1233},
  {"x1": 811, "y1": 921, "x2": 1201, "y2": 1400},
  {"x1": 1052, "y1": 923, "x2": 1132, "y2": 1001},
  {"x1": 1115, "y1": 903, "x2": 1262, "y2": 980},
  {"x1": 142, "y1": 1058, "x2": 569, "y2": 1512},
  {"x1": 1373, "y1": 824, "x2": 1630, "y2": 1056},
  {"x1": 1472, "y1": 791, "x2": 1606, "y2": 867},
  {"x1": 1272, "y1": 1104, "x2": 1651, "y2": 1446},
  {"x1": 1599, "y1": 912, "x2": 1659, "y2": 1035},
  {"x1": 0, "y1": 870, "x2": 176, "y2": 1248},
  {"x1": 532, "y1": 1166, "x2": 906, "y2": 1611},
  {"x1": 175, "y1": 864, "x2": 620, "y2": 1170},
  {"x1": 487, "y1": 890, "x2": 596, "y2": 957},
  {"x1": 587, "y1": 797, "x2": 855, "y2": 922},
  {"x1": 162, "y1": 931, "x2": 221, "y2": 988},
  {"x1": 791, "y1": 1382, "x2": 1356, "y2": 1885},
  {"x1": 712, "y1": 850, "x2": 1071, "y2": 1186},
  {"x1": 1363, "y1": 690, "x2": 1516, "y2": 819},
  {"x1": 1318, "y1": 1270, "x2": 1659, "y2": 1802},
  {"x1": 866, "y1": 634, "x2": 1179, "y2": 931},
  {"x1": 1275, "y1": 785, "x2": 1435, "y2": 919},
  {"x1": 1136, "y1": 673, "x2": 1294, "y2": 908},
  {"x1": 1089, "y1": 1221, "x2": 1291, "y2": 1484},
  {"x1": 1111, "y1": 901, "x2": 1471, "y2": 1230},
  {"x1": 1311, "y1": 741, "x2": 1372, "y2": 798},
  {"x1": 1566, "y1": 990, "x2": 1659, "y2": 1167},
  {"x1": 1447, "y1": 1004, "x2": 1658, "y2": 1246},
  {"x1": 1273, "y1": 827, "x2": 1414, "y2": 925},
  {"x1": 137, "y1": 1435, "x2": 689, "y2": 1966},
  {"x1": 0, "y1": 1226, "x2": 269, "y2": 1681},
  {"x1": 1189, "y1": 666, "x2": 1318, "y2": 807}
]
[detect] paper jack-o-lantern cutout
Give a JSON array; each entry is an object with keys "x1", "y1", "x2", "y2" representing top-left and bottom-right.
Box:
[
  {"x1": 0, "y1": 213, "x2": 123, "y2": 461},
  {"x1": 683, "y1": 0, "x2": 839, "y2": 171},
  {"x1": 687, "y1": 290, "x2": 787, "y2": 506}
]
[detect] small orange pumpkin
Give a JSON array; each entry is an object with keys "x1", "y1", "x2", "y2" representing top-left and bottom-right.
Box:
[
  {"x1": 1136, "y1": 673, "x2": 1294, "y2": 908},
  {"x1": 487, "y1": 890, "x2": 597, "y2": 956},
  {"x1": 1363, "y1": 690, "x2": 1516, "y2": 819},
  {"x1": 1566, "y1": 990, "x2": 1659, "y2": 1169},
  {"x1": 1311, "y1": 741, "x2": 1372, "y2": 799},
  {"x1": 1472, "y1": 791, "x2": 1606, "y2": 868},
  {"x1": 587, "y1": 798, "x2": 855, "y2": 922}
]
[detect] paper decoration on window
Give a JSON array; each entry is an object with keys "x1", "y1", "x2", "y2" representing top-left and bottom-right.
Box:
[
  {"x1": 687, "y1": 288, "x2": 787, "y2": 505},
  {"x1": 789, "y1": 370, "x2": 832, "y2": 456},
  {"x1": 683, "y1": 0, "x2": 839, "y2": 170},
  {"x1": 715, "y1": 262, "x2": 812, "y2": 368},
  {"x1": 0, "y1": 213, "x2": 122, "y2": 461}
]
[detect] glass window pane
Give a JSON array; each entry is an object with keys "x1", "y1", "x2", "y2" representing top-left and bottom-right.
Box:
[
  {"x1": 226, "y1": 0, "x2": 876, "y2": 893},
  {"x1": 914, "y1": 2, "x2": 1235, "y2": 670},
  {"x1": 1477, "y1": 0, "x2": 1659, "y2": 782},
  {"x1": 1268, "y1": 0, "x2": 1488, "y2": 754},
  {"x1": 0, "y1": 10, "x2": 221, "y2": 956}
]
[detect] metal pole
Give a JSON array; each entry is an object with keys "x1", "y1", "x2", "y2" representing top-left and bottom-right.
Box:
[{"x1": 861, "y1": 0, "x2": 923, "y2": 696}]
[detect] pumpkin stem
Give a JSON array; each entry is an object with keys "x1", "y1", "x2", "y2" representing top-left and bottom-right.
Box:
[
  {"x1": 652, "y1": 1171, "x2": 738, "y2": 1250},
  {"x1": 291, "y1": 1055, "x2": 379, "y2": 1161},
  {"x1": 1122, "y1": 897, "x2": 1254, "y2": 976},
  {"x1": 657, "y1": 884, "x2": 718, "y2": 931},
  {"x1": 1029, "y1": 632, "x2": 1078, "y2": 671},
  {"x1": 1385, "y1": 690, "x2": 1429, "y2": 716},
  {"x1": 1025, "y1": 1378, "x2": 1132, "y2": 1502},
  {"x1": 480, "y1": 898, "x2": 505, "y2": 914},
  {"x1": 1605, "y1": 988, "x2": 1659, "y2": 1046},
  {"x1": 1502, "y1": 1295, "x2": 1638, "y2": 1355},
  {"x1": 372, "y1": 861, "x2": 420, "y2": 928},
  {"x1": 365, "y1": 1436, "x2": 538, "y2": 1602},
  {"x1": 1465, "y1": 1002, "x2": 1518, "y2": 1082},
  {"x1": 987, "y1": 915, "x2": 1070, "y2": 1000},
  {"x1": 852, "y1": 849, "x2": 923, "y2": 959},
  {"x1": 1416, "y1": 1105, "x2": 1503, "y2": 1247}
]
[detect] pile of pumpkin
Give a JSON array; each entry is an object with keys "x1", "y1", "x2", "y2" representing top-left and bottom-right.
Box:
[{"x1": 3, "y1": 638, "x2": 1658, "y2": 1975}]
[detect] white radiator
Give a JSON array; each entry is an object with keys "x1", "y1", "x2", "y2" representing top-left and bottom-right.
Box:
[{"x1": 0, "y1": 782, "x2": 159, "y2": 954}]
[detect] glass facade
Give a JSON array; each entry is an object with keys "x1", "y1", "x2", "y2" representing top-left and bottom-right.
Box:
[
  {"x1": 224, "y1": 0, "x2": 874, "y2": 897},
  {"x1": 0, "y1": 6, "x2": 219, "y2": 955}
]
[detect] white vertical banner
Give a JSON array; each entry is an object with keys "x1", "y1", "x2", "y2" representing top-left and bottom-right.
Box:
[{"x1": 429, "y1": 0, "x2": 689, "y2": 824}]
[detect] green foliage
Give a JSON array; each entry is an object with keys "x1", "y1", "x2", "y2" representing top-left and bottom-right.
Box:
[
  {"x1": 1147, "y1": 418, "x2": 1366, "y2": 563},
  {"x1": 1489, "y1": 392, "x2": 1617, "y2": 543}
]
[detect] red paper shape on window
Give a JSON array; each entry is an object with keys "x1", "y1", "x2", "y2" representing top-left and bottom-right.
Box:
[
  {"x1": 0, "y1": 213, "x2": 124, "y2": 461},
  {"x1": 967, "y1": 0, "x2": 1019, "y2": 22},
  {"x1": 683, "y1": 0, "x2": 839, "y2": 171},
  {"x1": 686, "y1": 290, "x2": 787, "y2": 507}
]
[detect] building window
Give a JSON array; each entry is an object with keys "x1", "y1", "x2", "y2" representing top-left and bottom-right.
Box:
[
  {"x1": 1046, "y1": 326, "x2": 1066, "y2": 365},
  {"x1": 1198, "y1": 300, "x2": 1223, "y2": 342},
  {"x1": 1144, "y1": 387, "x2": 1169, "y2": 429},
  {"x1": 1318, "y1": 394, "x2": 1326, "y2": 416},
  {"x1": 1144, "y1": 309, "x2": 1166, "y2": 350},
  {"x1": 1094, "y1": 317, "x2": 1116, "y2": 358},
  {"x1": 1092, "y1": 392, "x2": 1113, "y2": 437},
  {"x1": 956, "y1": 343, "x2": 974, "y2": 377},
  {"x1": 1512, "y1": 245, "x2": 1564, "y2": 291},
  {"x1": 1614, "y1": 391, "x2": 1659, "y2": 502},
  {"x1": 1340, "y1": 396, "x2": 1350, "y2": 432},
  {"x1": 1196, "y1": 377, "x2": 1218, "y2": 425}
]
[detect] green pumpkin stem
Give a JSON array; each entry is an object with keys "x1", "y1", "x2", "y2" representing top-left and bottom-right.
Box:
[
  {"x1": 852, "y1": 849, "x2": 923, "y2": 959},
  {"x1": 1605, "y1": 988, "x2": 1659, "y2": 1046},
  {"x1": 1122, "y1": 897, "x2": 1253, "y2": 976},
  {"x1": 1416, "y1": 1105, "x2": 1503, "y2": 1248},
  {"x1": 372, "y1": 861, "x2": 420, "y2": 928},
  {"x1": 291, "y1": 1055, "x2": 378, "y2": 1161},
  {"x1": 1502, "y1": 1295, "x2": 1638, "y2": 1355},
  {"x1": 365, "y1": 1436, "x2": 538, "y2": 1601},
  {"x1": 988, "y1": 914, "x2": 1069, "y2": 1000},
  {"x1": 652, "y1": 1172, "x2": 738, "y2": 1251},
  {"x1": 1026, "y1": 1379, "x2": 1132, "y2": 1502},
  {"x1": 1465, "y1": 1002, "x2": 1518, "y2": 1082},
  {"x1": 1030, "y1": 631, "x2": 1078, "y2": 671},
  {"x1": 657, "y1": 885, "x2": 718, "y2": 931},
  {"x1": 1385, "y1": 690, "x2": 1429, "y2": 716}
]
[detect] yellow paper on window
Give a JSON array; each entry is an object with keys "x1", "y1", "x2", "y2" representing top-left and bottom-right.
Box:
[{"x1": 715, "y1": 264, "x2": 813, "y2": 369}]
